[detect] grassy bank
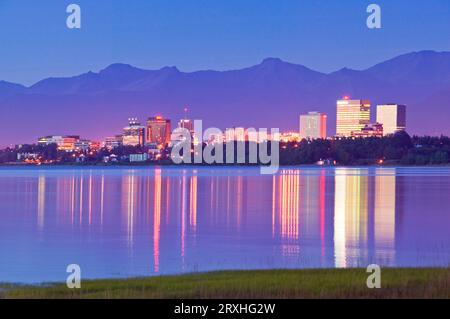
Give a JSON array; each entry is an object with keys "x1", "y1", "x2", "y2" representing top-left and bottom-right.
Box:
[{"x1": 2, "y1": 268, "x2": 450, "y2": 299}]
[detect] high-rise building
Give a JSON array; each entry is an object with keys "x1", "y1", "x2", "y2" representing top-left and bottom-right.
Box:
[
  {"x1": 171, "y1": 119, "x2": 195, "y2": 146},
  {"x1": 336, "y1": 98, "x2": 371, "y2": 137},
  {"x1": 178, "y1": 119, "x2": 194, "y2": 134},
  {"x1": 376, "y1": 104, "x2": 406, "y2": 136},
  {"x1": 299, "y1": 112, "x2": 327, "y2": 140},
  {"x1": 122, "y1": 118, "x2": 145, "y2": 146},
  {"x1": 146, "y1": 116, "x2": 171, "y2": 147}
]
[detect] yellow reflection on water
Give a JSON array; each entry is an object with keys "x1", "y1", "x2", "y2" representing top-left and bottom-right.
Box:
[
  {"x1": 37, "y1": 174, "x2": 46, "y2": 229},
  {"x1": 181, "y1": 172, "x2": 187, "y2": 264},
  {"x1": 121, "y1": 172, "x2": 137, "y2": 247},
  {"x1": 100, "y1": 174, "x2": 105, "y2": 226},
  {"x1": 189, "y1": 175, "x2": 198, "y2": 230},
  {"x1": 153, "y1": 168, "x2": 162, "y2": 273},
  {"x1": 334, "y1": 169, "x2": 369, "y2": 268},
  {"x1": 79, "y1": 175, "x2": 83, "y2": 225},
  {"x1": 88, "y1": 173, "x2": 93, "y2": 225},
  {"x1": 272, "y1": 170, "x2": 300, "y2": 242},
  {"x1": 374, "y1": 168, "x2": 396, "y2": 265}
]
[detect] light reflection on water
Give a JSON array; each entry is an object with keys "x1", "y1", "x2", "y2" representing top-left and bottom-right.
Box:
[{"x1": 0, "y1": 166, "x2": 449, "y2": 283}]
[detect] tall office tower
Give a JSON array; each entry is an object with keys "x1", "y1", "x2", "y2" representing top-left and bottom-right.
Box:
[
  {"x1": 122, "y1": 118, "x2": 145, "y2": 146},
  {"x1": 299, "y1": 112, "x2": 327, "y2": 139},
  {"x1": 171, "y1": 119, "x2": 195, "y2": 145},
  {"x1": 336, "y1": 98, "x2": 371, "y2": 137},
  {"x1": 376, "y1": 104, "x2": 407, "y2": 136},
  {"x1": 146, "y1": 116, "x2": 172, "y2": 146},
  {"x1": 178, "y1": 119, "x2": 194, "y2": 134}
]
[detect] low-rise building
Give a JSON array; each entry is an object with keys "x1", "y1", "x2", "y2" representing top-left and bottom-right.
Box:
[
  {"x1": 104, "y1": 136, "x2": 123, "y2": 150},
  {"x1": 38, "y1": 135, "x2": 80, "y2": 151},
  {"x1": 351, "y1": 123, "x2": 384, "y2": 138},
  {"x1": 129, "y1": 153, "x2": 149, "y2": 162}
]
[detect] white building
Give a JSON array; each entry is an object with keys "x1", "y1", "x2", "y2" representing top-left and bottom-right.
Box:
[
  {"x1": 376, "y1": 104, "x2": 407, "y2": 136},
  {"x1": 129, "y1": 153, "x2": 149, "y2": 162},
  {"x1": 299, "y1": 112, "x2": 327, "y2": 140}
]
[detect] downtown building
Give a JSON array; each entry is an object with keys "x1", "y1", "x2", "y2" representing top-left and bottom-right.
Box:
[
  {"x1": 122, "y1": 118, "x2": 146, "y2": 146},
  {"x1": 299, "y1": 112, "x2": 327, "y2": 140},
  {"x1": 172, "y1": 118, "x2": 201, "y2": 146},
  {"x1": 376, "y1": 104, "x2": 407, "y2": 136},
  {"x1": 351, "y1": 123, "x2": 384, "y2": 138},
  {"x1": 146, "y1": 116, "x2": 171, "y2": 147},
  {"x1": 38, "y1": 135, "x2": 81, "y2": 151},
  {"x1": 336, "y1": 98, "x2": 371, "y2": 137},
  {"x1": 177, "y1": 119, "x2": 194, "y2": 134},
  {"x1": 103, "y1": 135, "x2": 123, "y2": 150}
]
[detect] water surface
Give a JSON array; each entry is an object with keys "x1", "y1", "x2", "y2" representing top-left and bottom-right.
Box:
[{"x1": 0, "y1": 166, "x2": 449, "y2": 283}]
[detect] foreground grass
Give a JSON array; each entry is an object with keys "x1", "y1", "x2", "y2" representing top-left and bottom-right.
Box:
[{"x1": 2, "y1": 268, "x2": 450, "y2": 299}]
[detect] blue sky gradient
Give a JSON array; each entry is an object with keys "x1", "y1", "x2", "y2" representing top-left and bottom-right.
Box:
[{"x1": 0, "y1": 0, "x2": 449, "y2": 85}]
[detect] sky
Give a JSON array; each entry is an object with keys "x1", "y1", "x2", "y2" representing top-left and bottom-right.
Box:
[{"x1": 0, "y1": 0, "x2": 449, "y2": 85}]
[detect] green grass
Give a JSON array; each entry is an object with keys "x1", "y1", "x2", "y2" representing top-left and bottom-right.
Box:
[{"x1": 2, "y1": 268, "x2": 450, "y2": 299}]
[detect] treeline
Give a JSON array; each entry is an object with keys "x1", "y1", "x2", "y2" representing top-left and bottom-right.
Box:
[
  {"x1": 280, "y1": 132, "x2": 450, "y2": 165},
  {"x1": 0, "y1": 144, "x2": 170, "y2": 164},
  {"x1": 3, "y1": 131, "x2": 450, "y2": 166}
]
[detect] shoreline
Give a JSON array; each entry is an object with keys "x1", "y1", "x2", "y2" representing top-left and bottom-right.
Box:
[
  {"x1": 2, "y1": 163, "x2": 450, "y2": 169},
  {"x1": 2, "y1": 268, "x2": 450, "y2": 299}
]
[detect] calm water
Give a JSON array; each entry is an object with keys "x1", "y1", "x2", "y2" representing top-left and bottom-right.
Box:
[{"x1": 0, "y1": 166, "x2": 450, "y2": 283}]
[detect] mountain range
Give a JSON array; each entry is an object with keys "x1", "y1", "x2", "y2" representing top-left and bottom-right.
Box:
[{"x1": 1, "y1": 50, "x2": 450, "y2": 146}]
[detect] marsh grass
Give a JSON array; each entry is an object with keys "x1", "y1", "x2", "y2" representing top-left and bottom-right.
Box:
[{"x1": 2, "y1": 268, "x2": 450, "y2": 299}]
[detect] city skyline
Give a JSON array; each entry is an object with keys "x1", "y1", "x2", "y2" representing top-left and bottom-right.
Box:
[
  {"x1": 0, "y1": 49, "x2": 449, "y2": 147},
  {"x1": 29, "y1": 95, "x2": 407, "y2": 152}
]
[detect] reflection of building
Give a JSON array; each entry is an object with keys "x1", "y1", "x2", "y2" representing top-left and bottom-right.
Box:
[
  {"x1": 334, "y1": 169, "x2": 369, "y2": 268},
  {"x1": 37, "y1": 174, "x2": 46, "y2": 229},
  {"x1": 299, "y1": 112, "x2": 327, "y2": 140},
  {"x1": 336, "y1": 98, "x2": 371, "y2": 137},
  {"x1": 351, "y1": 123, "x2": 384, "y2": 138},
  {"x1": 300, "y1": 173, "x2": 326, "y2": 240},
  {"x1": 122, "y1": 118, "x2": 145, "y2": 146},
  {"x1": 147, "y1": 116, "x2": 171, "y2": 146},
  {"x1": 374, "y1": 169, "x2": 396, "y2": 264},
  {"x1": 376, "y1": 104, "x2": 407, "y2": 136},
  {"x1": 272, "y1": 170, "x2": 300, "y2": 242}
]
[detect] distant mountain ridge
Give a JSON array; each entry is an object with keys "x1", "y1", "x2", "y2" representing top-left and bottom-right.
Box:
[{"x1": 0, "y1": 50, "x2": 449, "y2": 146}]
